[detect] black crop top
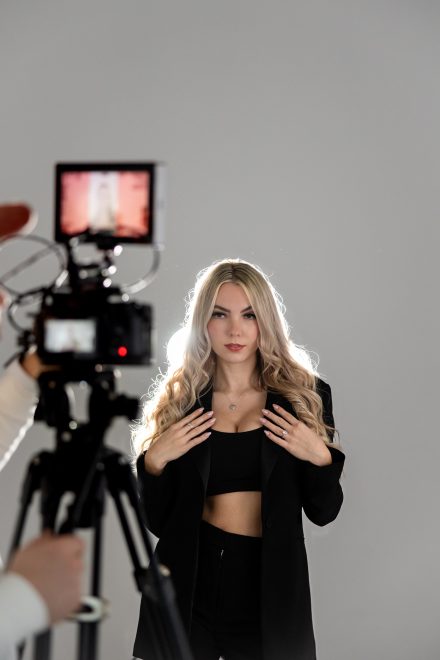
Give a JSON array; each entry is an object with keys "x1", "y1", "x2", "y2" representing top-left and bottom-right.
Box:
[{"x1": 206, "y1": 427, "x2": 263, "y2": 496}]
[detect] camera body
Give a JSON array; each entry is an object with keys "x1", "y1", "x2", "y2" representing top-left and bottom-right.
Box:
[{"x1": 35, "y1": 286, "x2": 153, "y2": 367}]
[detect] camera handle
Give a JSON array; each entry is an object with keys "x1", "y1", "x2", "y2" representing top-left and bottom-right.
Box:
[{"x1": 8, "y1": 370, "x2": 194, "y2": 660}]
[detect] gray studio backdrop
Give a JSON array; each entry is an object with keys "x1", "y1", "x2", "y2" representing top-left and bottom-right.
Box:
[{"x1": 0, "y1": 2, "x2": 439, "y2": 659}]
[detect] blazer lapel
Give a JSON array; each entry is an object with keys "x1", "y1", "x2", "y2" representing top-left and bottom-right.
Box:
[
  {"x1": 187, "y1": 385, "x2": 213, "y2": 493},
  {"x1": 261, "y1": 390, "x2": 283, "y2": 488}
]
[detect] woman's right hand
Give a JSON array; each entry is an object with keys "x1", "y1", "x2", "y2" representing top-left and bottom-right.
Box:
[{"x1": 144, "y1": 408, "x2": 215, "y2": 476}]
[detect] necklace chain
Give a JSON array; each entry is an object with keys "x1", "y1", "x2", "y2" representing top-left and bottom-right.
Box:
[{"x1": 217, "y1": 389, "x2": 249, "y2": 413}]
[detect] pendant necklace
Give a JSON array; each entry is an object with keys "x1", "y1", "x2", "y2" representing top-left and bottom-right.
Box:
[
  {"x1": 214, "y1": 383, "x2": 255, "y2": 412},
  {"x1": 223, "y1": 390, "x2": 247, "y2": 412}
]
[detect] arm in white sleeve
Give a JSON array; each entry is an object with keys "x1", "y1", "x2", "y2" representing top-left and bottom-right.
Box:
[
  {"x1": 0, "y1": 572, "x2": 49, "y2": 659},
  {"x1": 0, "y1": 360, "x2": 38, "y2": 472}
]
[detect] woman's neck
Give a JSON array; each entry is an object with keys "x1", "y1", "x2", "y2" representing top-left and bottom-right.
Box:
[{"x1": 213, "y1": 359, "x2": 260, "y2": 395}]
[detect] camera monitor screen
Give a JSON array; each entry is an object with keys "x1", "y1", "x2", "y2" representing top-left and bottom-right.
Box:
[
  {"x1": 44, "y1": 319, "x2": 96, "y2": 355},
  {"x1": 55, "y1": 162, "x2": 165, "y2": 245}
]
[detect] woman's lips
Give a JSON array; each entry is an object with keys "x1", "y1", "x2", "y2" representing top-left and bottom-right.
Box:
[{"x1": 225, "y1": 344, "x2": 245, "y2": 351}]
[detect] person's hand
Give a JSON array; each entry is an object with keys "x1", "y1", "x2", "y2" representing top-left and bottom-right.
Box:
[
  {"x1": 0, "y1": 289, "x2": 8, "y2": 333},
  {"x1": 8, "y1": 533, "x2": 85, "y2": 624},
  {"x1": 260, "y1": 404, "x2": 332, "y2": 466},
  {"x1": 145, "y1": 408, "x2": 215, "y2": 475},
  {"x1": 0, "y1": 204, "x2": 33, "y2": 238},
  {"x1": 20, "y1": 347, "x2": 58, "y2": 380}
]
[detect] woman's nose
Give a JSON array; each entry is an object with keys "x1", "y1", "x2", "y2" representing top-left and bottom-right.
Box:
[{"x1": 228, "y1": 318, "x2": 242, "y2": 336}]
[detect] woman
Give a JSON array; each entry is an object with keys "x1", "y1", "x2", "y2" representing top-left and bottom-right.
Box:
[{"x1": 133, "y1": 259, "x2": 345, "y2": 660}]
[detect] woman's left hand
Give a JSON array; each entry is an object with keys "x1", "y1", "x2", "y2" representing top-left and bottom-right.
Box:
[{"x1": 260, "y1": 405, "x2": 332, "y2": 466}]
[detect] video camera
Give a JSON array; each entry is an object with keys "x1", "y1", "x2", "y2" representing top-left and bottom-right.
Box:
[
  {"x1": 4, "y1": 163, "x2": 194, "y2": 660},
  {"x1": 31, "y1": 162, "x2": 166, "y2": 372}
]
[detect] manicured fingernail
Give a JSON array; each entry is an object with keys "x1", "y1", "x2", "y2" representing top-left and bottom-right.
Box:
[
  {"x1": 273, "y1": 404, "x2": 279, "y2": 409},
  {"x1": 262, "y1": 409, "x2": 269, "y2": 414},
  {"x1": 207, "y1": 411, "x2": 214, "y2": 416},
  {"x1": 264, "y1": 429, "x2": 270, "y2": 435}
]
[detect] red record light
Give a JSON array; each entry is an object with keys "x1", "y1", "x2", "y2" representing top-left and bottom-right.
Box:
[{"x1": 117, "y1": 346, "x2": 128, "y2": 358}]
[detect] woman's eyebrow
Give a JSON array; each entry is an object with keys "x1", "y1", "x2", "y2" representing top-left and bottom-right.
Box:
[{"x1": 213, "y1": 304, "x2": 254, "y2": 313}]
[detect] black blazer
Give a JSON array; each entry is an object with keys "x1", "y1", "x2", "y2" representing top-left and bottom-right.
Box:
[{"x1": 133, "y1": 379, "x2": 345, "y2": 660}]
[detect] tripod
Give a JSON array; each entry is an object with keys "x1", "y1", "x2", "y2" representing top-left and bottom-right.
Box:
[{"x1": 8, "y1": 368, "x2": 194, "y2": 660}]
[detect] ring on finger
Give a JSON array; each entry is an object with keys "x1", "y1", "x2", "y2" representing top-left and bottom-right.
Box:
[
  {"x1": 186, "y1": 423, "x2": 194, "y2": 430},
  {"x1": 281, "y1": 429, "x2": 288, "y2": 437}
]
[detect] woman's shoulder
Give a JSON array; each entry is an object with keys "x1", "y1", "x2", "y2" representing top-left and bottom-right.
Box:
[
  {"x1": 268, "y1": 376, "x2": 331, "y2": 399},
  {"x1": 265, "y1": 388, "x2": 294, "y2": 414},
  {"x1": 315, "y1": 376, "x2": 331, "y2": 396}
]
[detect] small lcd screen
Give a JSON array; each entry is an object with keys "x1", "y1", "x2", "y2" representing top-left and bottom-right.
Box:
[
  {"x1": 56, "y1": 164, "x2": 154, "y2": 243},
  {"x1": 45, "y1": 319, "x2": 96, "y2": 354}
]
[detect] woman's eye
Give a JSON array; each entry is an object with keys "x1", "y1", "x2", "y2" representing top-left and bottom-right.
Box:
[
  {"x1": 244, "y1": 313, "x2": 257, "y2": 320},
  {"x1": 211, "y1": 311, "x2": 225, "y2": 318}
]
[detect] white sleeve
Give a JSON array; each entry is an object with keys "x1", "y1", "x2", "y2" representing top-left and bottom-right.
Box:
[
  {"x1": 0, "y1": 361, "x2": 38, "y2": 472},
  {"x1": 0, "y1": 572, "x2": 49, "y2": 659}
]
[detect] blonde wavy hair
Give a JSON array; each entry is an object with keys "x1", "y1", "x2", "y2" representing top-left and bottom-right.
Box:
[{"x1": 132, "y1": 258, "x2": 336, "y2": 456}]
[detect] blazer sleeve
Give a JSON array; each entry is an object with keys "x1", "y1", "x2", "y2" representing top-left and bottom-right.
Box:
[
  {"x1": 300, "y1": 379, "x2": 345, "y2": 527},
  {"x1": 136, "y1": 451, "x2": 178, "y2": 538}
]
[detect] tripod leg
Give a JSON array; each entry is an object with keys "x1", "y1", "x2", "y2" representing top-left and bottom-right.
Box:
[
  {"x1": 33, "y1": 516, "x2": 56, "y2": 660},
  {"x1": 104, "y1": 451, "x2": 194, "y2": 660},
  {"x1": 111, "y1": 491, "x2": 173, "y2": 660},
  {"x1": 8, "y1": 452, "x2": 51, "y2": 560},
  {"x1": 77, "y1": 513, "x2": 103, "y2": 660},
  {"x1": 7, "y1": 452, "x2": 59, "y2": 660},
  {"x1": 33, "y1": 631, "x2": 52, "y2": 660}
]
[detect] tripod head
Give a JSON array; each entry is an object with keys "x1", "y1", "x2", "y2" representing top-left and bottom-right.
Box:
[
  {"x1": 35, "y1": 367, "x2": 139, "y2": 440},
  {"x1": 33, "y1": 368, "x2": 139, "y2": 531}
]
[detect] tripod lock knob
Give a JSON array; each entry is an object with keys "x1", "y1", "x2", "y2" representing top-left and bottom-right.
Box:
[{"x1": 68, "y1": 595, "x2": 110, "y2": 623}]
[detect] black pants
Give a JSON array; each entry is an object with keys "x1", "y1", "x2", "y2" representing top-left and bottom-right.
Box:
[{"x1": 190, "y1": 521, "x2": 263, "y2": 660}]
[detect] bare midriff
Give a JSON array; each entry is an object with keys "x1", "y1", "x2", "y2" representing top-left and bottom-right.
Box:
[{"x1": 202, "y1": 491, "x2": 262, "y2": 537}]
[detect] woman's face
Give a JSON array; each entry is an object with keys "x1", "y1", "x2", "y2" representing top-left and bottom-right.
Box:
[{"x1": 207, "y1": 282, "x2": 260, "y2": 365}]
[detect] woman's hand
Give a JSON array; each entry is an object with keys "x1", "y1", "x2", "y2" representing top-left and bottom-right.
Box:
[
  {"x1": 260, "y1": 405, "x2": 332, "y2": 466},
  {"x1": 145, "y1": 408, "x2": 216, "y2": 475}
]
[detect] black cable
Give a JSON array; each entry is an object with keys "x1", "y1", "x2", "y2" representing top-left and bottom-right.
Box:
[{"x1": 0, "y1": 234, "x2": 66, "y2": 297}]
